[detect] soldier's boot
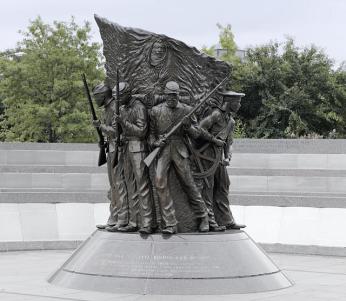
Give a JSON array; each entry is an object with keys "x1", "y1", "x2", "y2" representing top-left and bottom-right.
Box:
[
  {"x1": 96, "y1": 223, "x2": 116, "y2": 230},
  {"x1": 106, "y1": 224, "x2": 120, "y2": 232},
  {"x1": 198, "y1": 216, "x2": 209, "y2": 232},
  {"x1": 208, "y1": 215, "x2": 226, "y2": 232},
  {"x1": 139, "y1": 227, "x2": 154, "y2": 235},
  {"x1": 162, "y1": 226, "x2": 177, "y2": 235},
  {"x1": 96, "y1": 224, "x2": 107, "y2": 229},
  {"x1": 209, "y1": 223, "x2": 226, "y2": 232},
  {"x1": 117, "y1": 224, "x2": 138, "y2": 232},
  {"x1": 226, "y1": 222, "x2": 246, "y2": 230},
  {"x1": 105, "y1": 222, "x2": 127, "y2": 232}
]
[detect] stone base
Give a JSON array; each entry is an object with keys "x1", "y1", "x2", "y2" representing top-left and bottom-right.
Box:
[{"x1": 48, "y1": 230, "x2": 292, "y2": 295}]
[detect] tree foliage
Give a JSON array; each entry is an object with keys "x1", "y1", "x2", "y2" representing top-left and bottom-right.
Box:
[
  {"x1": 0, "y1": 17, "x2": 104, "y2": 142},
  {"x1": 205, "y1": 25, "x2": 346, "y2": 138},
  {"x1": 202, "y1": 24, "x2": 240, "y2": 65}
]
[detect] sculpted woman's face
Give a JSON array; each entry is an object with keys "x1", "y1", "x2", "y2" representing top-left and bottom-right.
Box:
[{"x1": 150, "y1": 40, "x2": 166, "y2": 66}]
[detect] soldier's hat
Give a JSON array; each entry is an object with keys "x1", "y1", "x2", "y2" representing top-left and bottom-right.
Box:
[
  {"x1": 164, "y1": 81, "x2": 180, "y2": 94},
  {"x1": 92, "y1": 83, "x2": 111, "y2": 95},
  {"x1": 218, "y1": 90, "x2": 245, "y2": 98},
  {"x1": 112, "y1": 82, "x2": 130, "y2": 96}
]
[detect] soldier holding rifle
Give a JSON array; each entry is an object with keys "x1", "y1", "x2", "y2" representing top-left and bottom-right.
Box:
[
  {"x1": 107, "y1": 82, "x2": 155, "y2": 234},
  {"x1": 147, "y1": 81, "x2": 225, "y2": 234},
  {"x1": 90, "y1": 83, "x2": 128, "y2": 230}
]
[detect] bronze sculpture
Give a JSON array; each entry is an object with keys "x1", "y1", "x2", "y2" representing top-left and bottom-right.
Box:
[
  {"x1": 48, "y1": 16, "x2": 293, "y2": 295},
  {"x1": 110, "y1": 82, "x2": 155, "y2": 234},
  {"x1": 149, "y1": 81, "x2": 226, "y2": 234},
  {"x1": 198, "y1": 90, "x2": 246, "y2": 230},
  {"x1": 90, "y1": 83, "x2": 128, "y2": 230},
  {"x1": 87, "y1": 16, "x2": 246, "y2": 234}
]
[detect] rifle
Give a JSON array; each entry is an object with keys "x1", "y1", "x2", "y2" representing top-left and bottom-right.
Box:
[
  {"x1": 82, "y1": 73, "x2": 107, "y2": 167},
  {"x1": 144, "y1": 75, "x2": 229, "y2": 167},
  {"x1": 111, "y1": 69, "x2": 121, "y2": 167}
]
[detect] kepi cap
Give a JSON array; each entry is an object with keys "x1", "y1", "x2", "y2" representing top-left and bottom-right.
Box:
[
  {"x1": 112, "y1": 82, "x2": 130, "y2": 96},
  {"x1": 164, "y1": 81, "x2": 180, "y2": 94},
  {"x1": 92, "y1": 83, "x2": 111, "y2": 95}
]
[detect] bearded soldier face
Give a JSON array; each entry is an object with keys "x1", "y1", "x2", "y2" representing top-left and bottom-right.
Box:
[
  {"x1": 166, "y1": 93, "x2": 179, "y2": 108},
  {"x1": 119, "y1": 92, "x2": 131, "y2": 106}
]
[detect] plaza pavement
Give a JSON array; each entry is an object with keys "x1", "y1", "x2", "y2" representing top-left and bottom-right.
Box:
[{"x1": 0, "y1": 250, "x2": 345, "y2": 301}]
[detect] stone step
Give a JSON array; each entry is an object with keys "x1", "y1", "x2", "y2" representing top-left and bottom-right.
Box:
[
  {"x1": 0, "y1": 149, "x2": 99, "y2": 166},
  {"x1": 2, "y1": 171, "x2": 346, "y2": 193},
  {"x1": 2, "y1": 148, "x2": 346, "y2": 169},
  {"x1": 232, "y1": 138, "x2": 346, "y2": 154},
  {"x1": 0, "y1": 165, "x2": 106, "y2": 173},
  {"x1": 231, "y1": 153, "x2": 346, "y2": 170},
  {"x1": 228, "y1": 168, "x2": 346, "y2": 176},
  {"x1": 2, "y1": 165, "x2": 346, "y2": 176},
  {"x1": 230, "y1": 191, "x2": 346, "y2": 208},
  {"x1": 0, "y1": 172, "x2": 108, "y2": 190},
  {"x1": 0, "y1": 190, "x2": 107, "y2": 203},
  {"x1": 1, "y1": 189, "x2": 346, "y2": 209},
  {"x1": 2, "y1": 151, "x2": 346, "y2": 169},
  {"x1": 230, "y1": 175, "x2": 346, "y2": 193}
]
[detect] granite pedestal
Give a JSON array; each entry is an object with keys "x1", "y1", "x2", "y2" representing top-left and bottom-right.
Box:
[{"x1": 48, "y1": 230, "x2": 292, "y2": 295}]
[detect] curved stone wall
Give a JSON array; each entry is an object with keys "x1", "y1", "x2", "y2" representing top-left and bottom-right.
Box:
[{"x1": 1, "y1": 140, "x2": 346, "y2": 255}]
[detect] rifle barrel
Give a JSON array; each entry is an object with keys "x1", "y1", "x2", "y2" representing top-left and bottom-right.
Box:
[
  {"x1": 82, "y1": 74, "x2": 97, "y2": 121},
  {"x1": 164, "y1": 75, "x2": 229, "y2": 140},
  {"x1": 143, "y1": 75, "x2": 229, "y2": 167}
]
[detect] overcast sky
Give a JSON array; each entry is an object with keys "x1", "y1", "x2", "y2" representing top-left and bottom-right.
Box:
[{"x1": 1, "y1": 0, "x2": 345, "y2": 66}]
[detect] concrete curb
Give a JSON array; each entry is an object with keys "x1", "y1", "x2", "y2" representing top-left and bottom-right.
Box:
[{"x1": 1, "y1": 240, "x2": 345, "y2": 257}]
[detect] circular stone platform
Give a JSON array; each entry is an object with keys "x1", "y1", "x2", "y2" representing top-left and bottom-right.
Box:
[{"x1": 48, "y1": 230, "x2": 292, "y2": 295}]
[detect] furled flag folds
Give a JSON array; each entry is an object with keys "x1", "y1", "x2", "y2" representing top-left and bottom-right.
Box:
[{"x1": 95, "y1": 15, "x2": 230, "y2": 107}]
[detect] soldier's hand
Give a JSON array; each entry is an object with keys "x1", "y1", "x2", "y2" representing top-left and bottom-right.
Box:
[
  {"x1": 98, "y1": 141, "x2": 107, "y2": 148},
  {"x1": 154, "y1": 138, "x2": 166, "y2": 147},
  {"x1": 222, "y1": 158, "x2": 230, "y2": 166},
  {"x1": 206, "y1": 98, "x2": 220, "y2": 107},
  {"x1": 92, "y1": 120, "x2": 101, "y2": 128},
  {"x1": 212, "y1": 138, "x2": 225, "y2": 147},
  {"x1": 113, "y1": 114, "x2": 121, "y2": 124},
  {"x1": 182, "y1": 116, "x2": 191, "y2": 127}
]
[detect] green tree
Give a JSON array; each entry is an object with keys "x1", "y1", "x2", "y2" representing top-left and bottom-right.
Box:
[
  {"x1": 203, "y1": 25, "x2": 346, "y2": 138},
  {"x1": 236, "y1": 39, "x2": 346, "y2": 138},
  {"x1": 202, "y1": 24, "x2": 240, "y2": 65},
  {"x1": 0, "y1": 17, "x2": 104, "y2": 142}
]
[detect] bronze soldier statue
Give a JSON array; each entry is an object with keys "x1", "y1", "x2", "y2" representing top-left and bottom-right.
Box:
[
  {"x1": 149, "y1": 81, "x2": 224, "y2": 234},
  {"x1": 198, "y1": 90, "x2": 246, "y2": 230},
  {"x1": 92, "y1": 83, "x2": 128, "y2": 230},
  {"x1": 107, "y1": 82, "x2": 155, "y2": 234}
]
